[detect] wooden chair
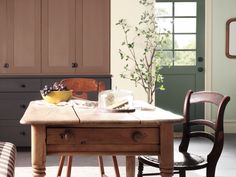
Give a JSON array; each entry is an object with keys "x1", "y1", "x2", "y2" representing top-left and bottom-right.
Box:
[
  {"x1": 137, "y1": 90, "x2": 230, "y2": 177},
  {"x1": 57, "y1": 78, "x2": 120, "y2": 177}
]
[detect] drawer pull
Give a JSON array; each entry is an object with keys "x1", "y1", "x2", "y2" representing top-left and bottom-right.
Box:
[
  {"x1": 21, "y1": 84, "x2": 26, "y2": 88},
  {"x1": 60, "y1": 130, "x2": 72, "y2": 140},
  {"x1": 20, "y1": 131, "x2": 26, "y2": 136},
  {"x1": 4, "y1": 63, "x2": 9, "y2": 68},
  {"x1": 132, "y1": 131, "x2": 144, "y2": 142},
  {"x1": 72, "y1": 62, "x2": 78, "y2": 68},
  {"x1": 80, "y1": 140, "x2": 87, "y2": 144},
  {"x1": 20, "y1": 104, "x2": 26, "y2": 109}
]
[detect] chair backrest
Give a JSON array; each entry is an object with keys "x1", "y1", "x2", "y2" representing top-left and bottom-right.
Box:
[
  {"x1": 60, "y1": 78, "x2": 106, "y2": 100},
  {"x1": 179, "y1": 90, "x2": 230, "y2": 163}
]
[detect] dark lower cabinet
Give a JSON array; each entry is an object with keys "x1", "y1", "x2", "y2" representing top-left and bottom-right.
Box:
[{"x1": 0, "y1": 75, "x2": 111, "y2": 147}]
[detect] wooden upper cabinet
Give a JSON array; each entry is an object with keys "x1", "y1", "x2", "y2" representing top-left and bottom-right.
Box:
[
  {"x1": 42, "y1": 0, "x2": 110, "y2": 75},
  {"x1": 0, "y1": 0, "x2": 110, "y2": 75},
  {"x1": 0, "y1": 0, "x2": 41, "y2": 74},
  {"x1": 79, "y1": 0, "x2": 110, "y2": 74},
  {"x1": 42, "y1": 0, "x2": 76, "y2": 74}
]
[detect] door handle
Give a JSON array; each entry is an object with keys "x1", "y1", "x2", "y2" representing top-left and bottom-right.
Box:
[
  {"x1": 198, "y1": 67, "x2": 204, "y2": 72},
  {"x1": 197, "y1": 57, "x2": 204, "y2": 62}
]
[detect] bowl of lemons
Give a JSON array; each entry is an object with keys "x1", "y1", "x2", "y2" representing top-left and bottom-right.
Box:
[{"x1": 40, "y1": 82, "x2": 72, "y2": 104}]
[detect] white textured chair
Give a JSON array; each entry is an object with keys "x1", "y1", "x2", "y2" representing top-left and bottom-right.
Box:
[{"x1": 0, "y1": 141, "x2": 16, "y2": 177}]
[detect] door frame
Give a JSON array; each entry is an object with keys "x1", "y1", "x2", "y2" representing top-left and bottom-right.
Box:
[{"x1": 205, "y1": 0, "x2": 212, "y2": 122}]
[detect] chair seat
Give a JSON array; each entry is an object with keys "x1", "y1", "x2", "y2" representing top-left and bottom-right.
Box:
[
  {"x1": 0, "y1": 142, "x2": 16, "y2": 177},
  {"x1": 139, "y1": 151, "x2": 207, "y2": 171}
]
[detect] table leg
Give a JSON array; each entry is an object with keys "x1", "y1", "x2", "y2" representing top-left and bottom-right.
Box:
[
  {"x1": 126, "y1": 156, "x2": 135, "y2": 177},
  {"x1": 159, "y1": 123, "x2": 174, "y2": 177},
  {"x1": 31, "y1": 125, "x2": 46, "y2": 177}
]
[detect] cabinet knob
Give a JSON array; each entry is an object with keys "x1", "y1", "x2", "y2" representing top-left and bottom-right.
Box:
[
  {"x1": 21, "y1": 84, "x2": 26, "y2": 88},
  {"x1": 72, "y1": 63, "x2": 78, "y2": 68},
  {"x1": 4, "y1": 63, "x2": 9, "y2": 68},
  {"x1": 20, "y1": 104, "x2": 26, "y2": 109},
  {"x1": 20, "y1": 131, "x2": 26, "y2": 136}
]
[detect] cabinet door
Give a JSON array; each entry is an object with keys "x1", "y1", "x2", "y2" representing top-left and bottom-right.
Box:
[
  {"x1": 0, "y1": 0, "x2": 41, "y2": 74},
  {"x1": 0, "y1": 0, "x2": 7, "y2": 72},
  {"x1": 42, "y1": 0, "x2": 76, "y2": 74},
  {"x1": 78, "y1": 0, "x2": 110, "y2": 74}
]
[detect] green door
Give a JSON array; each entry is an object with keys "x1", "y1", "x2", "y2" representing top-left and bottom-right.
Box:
[{"x1": 155, "y1": 0, "x2": 205, "y2": 129}]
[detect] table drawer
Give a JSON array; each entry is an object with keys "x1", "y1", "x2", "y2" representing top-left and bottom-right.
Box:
[
  {"x1": 47, "y1": 127, "x2": 160, "y2": 145},
  {"x1": 47, "y1": 127, "x2": 160, "y2": 154}
]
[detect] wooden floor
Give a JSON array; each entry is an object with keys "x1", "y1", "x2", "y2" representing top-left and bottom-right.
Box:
[{"x1": 15, "y1": 134, "x2": 236, "y2": 177}]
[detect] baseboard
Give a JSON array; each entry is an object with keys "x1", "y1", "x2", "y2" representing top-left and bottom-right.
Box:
[{"x1": 224, "y1": 121, "x2": 236, "y2": 133}]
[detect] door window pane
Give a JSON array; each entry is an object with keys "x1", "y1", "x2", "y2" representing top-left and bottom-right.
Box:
[
  {"x1": 175, "y1": 35, "x2": 196, "y2": 49},
  {"x1": 175, "y1": 18, "x2": 196, "y2": 33},
  {"x1": 156, "y1": 18, "x2": 173, "y2": 33},
  {"x1": 175, "y1": 51, "x2": 196, "y2": 66},
  {"x1": 160, "y1": 34, "x2": 172, "y2": 49},
  {"x1": 175, "y1": 2, "x2": 197, "y2": 16},
  {"x1": 157, "y1": 51, "x2": 173, "y2": 66},
  {"x1": 155, "y1": 2, "x2": 172, "y2": 17},
  {"x1": 155, "y1": 1, "x2": 199, "y2": 66}
]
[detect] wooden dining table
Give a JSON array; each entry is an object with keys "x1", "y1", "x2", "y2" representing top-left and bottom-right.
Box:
[{"x1": 20, "y1": 100, "x2": 183, "y2": 177}]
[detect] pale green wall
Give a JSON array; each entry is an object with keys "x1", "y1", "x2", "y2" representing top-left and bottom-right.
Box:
[{"x1": 212, "y1": 0, "x2": 236, "y2": 121}]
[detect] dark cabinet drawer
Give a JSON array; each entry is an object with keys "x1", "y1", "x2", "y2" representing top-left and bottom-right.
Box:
[
  {"x1": 0, "y1": 125, "x2": 30, "y2": 147},
  {"x1": 0, "y1": 93, "x2": 41, "y2": 119},
  {"x1": 0, "y1": 79, "x2": 40, "y2": 92}
]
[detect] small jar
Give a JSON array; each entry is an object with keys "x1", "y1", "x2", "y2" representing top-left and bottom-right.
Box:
[{"x1": 98, "y1": 89, "x2": 133, "y2": 109}]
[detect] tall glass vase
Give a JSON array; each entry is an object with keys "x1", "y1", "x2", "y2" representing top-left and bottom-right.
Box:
[{"x1": 146, "y1": 88, "x2": 154, "y2": 104}]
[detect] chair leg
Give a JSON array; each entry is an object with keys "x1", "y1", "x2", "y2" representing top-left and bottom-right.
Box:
[
  {"x1": 98, "y1": 156, "x2": 105, "y2": 177},
  {"x1": 179, "y1": 170, "x2": 186, "y2": 177},
  {"x1": 57, "y1": 155, "x2": 65, "y2": 177},
  {"x1": 66, "y1": 156, "x2": 73, "y2": 177},
  {"x1": 137, "y1": 161, "x2": 144, "y2": 177},
  {"x1": 206, "y1": 164, "x2": 216, "y2": 177},
  {"x1": 112, "y1": 156, "x2": 120, "y2": 177}
]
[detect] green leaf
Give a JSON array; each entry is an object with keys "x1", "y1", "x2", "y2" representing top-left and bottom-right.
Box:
[{"x1": 128, "y1": 43, "x2": 134, "y2": 48}]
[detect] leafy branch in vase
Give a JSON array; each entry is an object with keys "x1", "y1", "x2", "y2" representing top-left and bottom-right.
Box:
[{"x1": 116, "y1": 0, "x2": 170, "y2": 104}]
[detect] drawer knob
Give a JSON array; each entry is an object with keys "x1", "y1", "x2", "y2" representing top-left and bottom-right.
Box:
[
  {"x1": 80, "y1": 140, "x2": 87, "y2": 144},
  {"x1": 20, "y1": 104, "x2": 26, "y2": 109},
  {"x1": 72, "y1": 62, "x2": 78, "y2": 68},
  {"x1": 132, "y1": 131, "x2": 143, "y2": 142},
  {"x1": 20, "y1": 131, "x2": 26, "y2": 136},
  {"x1": 4, "y1": 63, "x2": 9, "y2": 68},
  {"x1": 21, "y1": 84, "x2": 26, "y2": 88},
  {"x1": 60, "y1": 130, "x2": 72, "y2": 140}
]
